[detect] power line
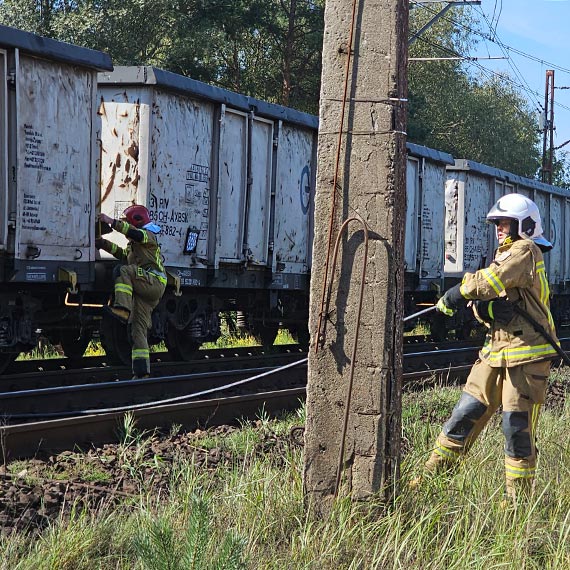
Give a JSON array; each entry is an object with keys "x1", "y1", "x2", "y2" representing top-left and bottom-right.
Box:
[
  {"x1": 473, "y1": 5, "x2": 543, "y2": 110},
  {"x1": 412, "y1": 35, "x2": 536, "y2": 118},
  {"x1": 409, "y1": 56, "x2": 506, "y2": 61},
  {"x1": 409, "y1": 1, "x2": 570, "y2": 119},
  {"x1": 412, "y1": 33, "x2": 564, "y2": 118},
  {"x1": 409, "y1": 0, "x2": 570, "y2": 76}
]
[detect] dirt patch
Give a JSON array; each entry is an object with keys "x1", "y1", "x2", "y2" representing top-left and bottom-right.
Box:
[
  {"x1": 0, "y1": 423, "x2": 299, "y2": 536},
  {"x1": 545, "y1": 379, "x2": 568, "y2": 410}
]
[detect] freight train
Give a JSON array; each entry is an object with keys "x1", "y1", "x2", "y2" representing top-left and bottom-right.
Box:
[
  {"x1": 1, "y1": 25, "x2": 569, "y2": 371},
  {"x1": 0, "y1": 25, "x2": 316, "y2": 369},
  {"x1": 405, "y1": 146, "x2": 570, "y2": 340}
]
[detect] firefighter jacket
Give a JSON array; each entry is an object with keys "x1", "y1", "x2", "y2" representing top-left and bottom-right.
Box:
[
  {"x1": 97, "y1": 220, "x2": 167, "y2": 285},
  {"x1": 459, "y1": 237, "x2": 558, "y2": 367}
]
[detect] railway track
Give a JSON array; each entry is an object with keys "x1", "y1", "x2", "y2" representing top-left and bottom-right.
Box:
[
  {"x1": 2, "y1": 338, "x2": 569, "y2": 460},
  {"x1": 0, "y1": 345, "x2": 307, "y2": 392}
]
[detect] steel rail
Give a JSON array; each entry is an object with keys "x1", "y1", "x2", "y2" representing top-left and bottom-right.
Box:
[{"x1": 0, "y1": 364, "x2": 475, "y2": 461}]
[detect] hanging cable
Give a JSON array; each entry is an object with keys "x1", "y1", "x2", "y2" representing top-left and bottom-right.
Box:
[
  {"x1": 325, "y1": 215, "x2": 369, "y2": 498},
  {"x1": 314, "y1": 0, "x2": 359, "y2": 354}
]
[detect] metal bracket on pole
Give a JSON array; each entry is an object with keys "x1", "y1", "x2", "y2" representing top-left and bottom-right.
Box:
[{"x1": 409, "y1": 1, "x2": 481, "y2": 46}]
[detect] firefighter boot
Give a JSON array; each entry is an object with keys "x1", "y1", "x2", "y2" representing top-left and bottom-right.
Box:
[
  {"x1": 505, "y1": 474, "x2": 534, "y2": 505},
  {"x1": 104, "y1": 305, "x2": 130, "y2": 324},
  {"x1": 409, "y1": 443, "x2": 459, "y2": 489}
]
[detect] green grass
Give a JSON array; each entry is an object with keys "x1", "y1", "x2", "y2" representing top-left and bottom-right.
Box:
[
  {"x1": 202, "y1": 328, "x2": 295, "y2": 350},
  {"x1": 2, "y1": 376, "x2": 570, "y2": 568},
  {"x1": 15, "y1": 328, "x2": 298, "y2": 362}
]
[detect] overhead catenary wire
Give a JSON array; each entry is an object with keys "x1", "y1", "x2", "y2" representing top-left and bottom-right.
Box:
[
  {"x1": 412, "y1": 32, "x2": 543, "y2": 114},
  {"x1": 409, "y1": 20, "x2": 532, "y2": 99},
  {"x1": 409, "y1": 0, "x2": 570, "y2": 131},
  {"x1": 413, "y1": 34, "x2": 541, "y2": 119},
  {"x1": 474, "y1": 4, "x2": 543, "y2": 111},
  {"x1": 413, "y1": 32, "x2": 570, "y2": 118},
  {"x1": 409, "y1": 0, "x2": 570, "y2": 76}
]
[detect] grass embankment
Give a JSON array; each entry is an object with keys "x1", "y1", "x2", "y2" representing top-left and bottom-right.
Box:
[{"x1": 2, "y1": 372, "x2": 570, "y2": 568}]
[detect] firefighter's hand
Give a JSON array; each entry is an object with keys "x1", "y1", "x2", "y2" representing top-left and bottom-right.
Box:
[
  {"x1": 98, "y1": 213, "x2": 114, "y2": 226},
  {"x1": 95, "y1": 238, "x2": 106, "y2": 250},
  {"x1": 436, "y1": 284, "x2": 464, "y2": 317}
]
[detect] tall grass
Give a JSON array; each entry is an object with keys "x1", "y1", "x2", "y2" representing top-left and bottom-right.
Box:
[{"x1": 2, "y1": 382, "x2": 570, "y2": 569}]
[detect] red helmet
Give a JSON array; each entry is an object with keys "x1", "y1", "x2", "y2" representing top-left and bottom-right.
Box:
[{"x1": 123, "y1": 205, "x2": 150, "y2": 228}]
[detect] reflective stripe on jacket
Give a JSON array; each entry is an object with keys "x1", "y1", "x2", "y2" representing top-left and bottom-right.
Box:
[
  {"x1": 122, "y1": 228, "x2": 165, "y2": 277},
  {"x1": 459, "y1": 239, "x2": 558, "y2": 367}
]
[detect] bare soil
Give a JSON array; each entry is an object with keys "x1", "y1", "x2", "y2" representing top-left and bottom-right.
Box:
[{"x1": 0, "y1": 423, "x2": 300, "y2": 537}]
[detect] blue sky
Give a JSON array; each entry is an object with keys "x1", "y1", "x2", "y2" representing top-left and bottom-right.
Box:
[{"x1": 469, "y1": 0, "x2": 570, "y2": 151}]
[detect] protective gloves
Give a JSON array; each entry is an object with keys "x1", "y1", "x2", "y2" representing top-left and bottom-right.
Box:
[
  {"x1": 436, "y1": 284, "x2": 465, "y2": 316},
  {"x1": 474, "y1": 298, "x2": 514, "y2": 325},
  {"x1": 96, "y1": 220, "x2": 113, "y2": 237}
]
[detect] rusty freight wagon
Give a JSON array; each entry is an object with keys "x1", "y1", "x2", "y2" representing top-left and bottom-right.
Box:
[
  {"x1": 95, "y1": 66, "x2": 318, "y2": 363},
  {"x1": 0, "y1": 25, "x2": 112, "y2": 370},
  {"x1": 442, "y1": 159, "x2": 570, "y2": 336}
]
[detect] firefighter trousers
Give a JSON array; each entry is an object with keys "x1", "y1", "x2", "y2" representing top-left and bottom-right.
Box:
[
  {"x1": 426, "y1": 358, "x2": 550, "y2": 500},
  {"x1": 113, "y1": 264, "x2": 166, "y2": 377}
]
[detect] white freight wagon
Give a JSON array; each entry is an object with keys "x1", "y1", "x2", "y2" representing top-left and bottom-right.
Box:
[
  {"x1": 444, "y1": 159, "x2": 570, "y2": 295},
  {"x1": 96, "y1": 66, "x2": 317, "y2": 293},
  {"x1": 0, "y1": 24, "x2": 112, "y2": 285},
  {"x1": 95, "y1": 66, "x2": 318, "y2": 357},
  {"x1": 0, "y1": 25, "x2": 111, "y2": 365},
  {"x1": 405, "y1": 143, "x2": 454, "y2": 295}
]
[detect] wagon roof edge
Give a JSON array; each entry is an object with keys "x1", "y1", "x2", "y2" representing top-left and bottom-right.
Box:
[
  {"x1": 449, "y1": 158, "x2": 570, "y2": 196},
  {"x1": 406, "y1": 142, "x2": 454, "y2": 165},
  {"x1": 98, "y1": 65, "x2": 319, "y2": 130},
  {"x1": 0, "y1": 24, "x2": 113, "y2": 71}
]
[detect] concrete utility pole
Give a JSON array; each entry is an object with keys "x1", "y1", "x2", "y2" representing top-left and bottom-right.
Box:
[{"x1": 303, "y1": 0, "x2": 408, "y2": 516}]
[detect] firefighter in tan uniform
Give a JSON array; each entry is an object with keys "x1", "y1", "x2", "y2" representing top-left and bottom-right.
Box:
[
  {"x1": 96, "y1": 205, "x2": 166, "y2": 378},
  {"x1": 424, "y1": 193, "x2": 558, "y2": 502}
]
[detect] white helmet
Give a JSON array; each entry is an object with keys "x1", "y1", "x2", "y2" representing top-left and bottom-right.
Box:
[{"x1": 487, "y1": 193, "x2": 552, "y2": 249}]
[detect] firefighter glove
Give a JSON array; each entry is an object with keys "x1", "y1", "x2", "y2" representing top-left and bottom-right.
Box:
[
  {"x1": 475, "y1": 298, "x2": 514, "y2": 325},
  {"x1": 436, "y1": 284, "x2": 465, "y2": 317},
  {"x1": 98, "y1": 220, "x2": 113, "y2": 236},
  {"x1": 95, "y1": 238, "x2": 106, "y2": 250}
]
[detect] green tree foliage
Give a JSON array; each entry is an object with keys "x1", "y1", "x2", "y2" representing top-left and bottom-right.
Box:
[
  {"x1": 0, "y1": 1, "x2": 565, "y2": 180},
  {"x1": 551, "y1": 151, "x2": 570, "y2": 189},
  {"x1": 408, "y1": 5, "x2": 541, "y2": 177},
  {"x1": 0, "y1": 0, "x2": 323, "y2": 114}
]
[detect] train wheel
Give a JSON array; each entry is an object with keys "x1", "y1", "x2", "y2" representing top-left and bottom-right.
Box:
[
  {"x1": 165, "y1": 327, "x2": 201, "y2": 361},
  {"x1": 100, "y1": 314, "x2": 131, "y2": 366},
  {"x1": 253, "y1": 323, "x2": 279, "y2": 348},
  {"x1": 59, "y1": 329, "x2": 92, "y2": 360},
  {"x1": 0, "y1": 352, "x2": 17, "y2": 374},
  {"x1": 289, "y1": 325, "x2": 310, "y2": 349}
]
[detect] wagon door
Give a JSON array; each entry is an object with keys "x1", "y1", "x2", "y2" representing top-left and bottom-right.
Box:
[
  {"x1": 244, "y1": 116, "x2": 273, "y2": 265},
  {"x1": 418, "y1": 159, "x2": 446, "y2": 287},
  {"x1": 216, "y1": 107, "x2": 248, "y2": 264},
  {"x1": 559, "y1": 198, "x2": 570, "y2": 286},
  {"x1": 273, "y1": 124, "x2": 315, "y2": 278},
  {"x1": 549, "y1": 194, "x2": 562, "y2": 285},
  {"x1": 404, "y1": 157, "x2": 419, "y2": 274},
  {"x1": 15, "y1": 56, "x2": 96, "y2": 265}
]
